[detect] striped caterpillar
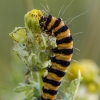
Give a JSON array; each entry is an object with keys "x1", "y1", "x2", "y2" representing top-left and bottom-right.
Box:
[{"x1": 39, "y1": 15, "x2": 73, "y2": 100}]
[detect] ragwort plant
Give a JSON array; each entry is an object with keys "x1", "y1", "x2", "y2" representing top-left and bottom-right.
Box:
[{"x1": 9, "y1": 9, "x2": 81, "y2": 100}]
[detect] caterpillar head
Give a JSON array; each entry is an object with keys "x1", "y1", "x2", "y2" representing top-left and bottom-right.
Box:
[
  {"x1": 39, "y1": 16, "x2": 47, "y2": 31},
  {"x1": 24, "y1": 9, "x2": 44, "y2": 33}
]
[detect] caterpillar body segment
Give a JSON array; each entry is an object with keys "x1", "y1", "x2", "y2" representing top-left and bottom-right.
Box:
[{"x1": 39, "y1": 15, "x2": 73, "y2": 100}]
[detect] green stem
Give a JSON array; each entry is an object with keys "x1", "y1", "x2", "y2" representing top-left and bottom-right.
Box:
[{"x1": 36, "y1": 69, "x2": 44, "y2": 95}]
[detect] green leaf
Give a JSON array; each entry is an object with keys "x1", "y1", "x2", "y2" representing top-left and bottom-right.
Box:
[{"x1": 63, "y1": 70, "x2": 82, "y2": 100}]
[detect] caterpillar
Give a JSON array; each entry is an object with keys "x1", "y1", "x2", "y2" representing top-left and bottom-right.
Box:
[{"x1": 39, "y1": 15, "x2": 73, "y2": 100}]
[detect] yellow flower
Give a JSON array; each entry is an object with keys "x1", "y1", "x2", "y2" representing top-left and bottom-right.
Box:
[
  {"x1": 66, "y1": 59, "x2": 100, "y2": 83},
  {"x1": 87, "y1": 82, "x2": 99, "y2": 93}
]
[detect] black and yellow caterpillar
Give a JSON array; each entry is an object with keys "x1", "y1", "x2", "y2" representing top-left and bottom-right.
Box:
[{"x1": 39, "y1": 15, "x2": 73, "y2": 100}]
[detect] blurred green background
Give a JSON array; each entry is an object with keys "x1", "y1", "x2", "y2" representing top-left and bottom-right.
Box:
[{"x1": 0, "y1": 0, "x2": 100, "y2": 100}]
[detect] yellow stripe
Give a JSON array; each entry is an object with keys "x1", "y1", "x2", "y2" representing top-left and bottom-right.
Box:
[
  {"x1": 52, "y1": 63, "x2": 68, "y2": 72},
  {"x1": 47, "y1": 72, "x2": 62, "y2": 82},
  {"x1": 44, "y1": 83, "x2": 59, "y2": 90},
  {"x1": 47, "y1": 16, "x2": 56, "y2": 30},
  {"x1": 55, "y1": 54, "x2": 73, "y2": 61},
  {"x1": 58, "y1": 41, "x2": 73, "y2": 49},
  {"x1": 56, "y1": 29, "x2": 70, "y2": 40},
  {"x1": 42, "y1": 92, "x2": 56, "y2": 100}
]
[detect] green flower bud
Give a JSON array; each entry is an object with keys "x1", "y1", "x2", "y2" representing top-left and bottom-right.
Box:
[{"x1": 24, "y1": 9, "x2": 44, "y2": 33}]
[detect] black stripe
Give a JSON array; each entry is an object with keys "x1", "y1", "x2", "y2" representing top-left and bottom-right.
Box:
[
  {"x1": 54, "y1": 25, "x2": 68, "y2": 37},
  {"x1": 56, "y1": 35, "x2": 73, "y2": 45},
  {"x1": 43, "y1": 77, "x2": 61, "y2": 86},
  {"x1": 52, "y1": 48, "x2": 73, "y2": 55},
  {"x1": 48, "y1": 67, "x2": 65, "y2": 77},
  {"x1": 51, "y1": 57, "x2": 70, "y2": 67},
  {"x1": 43, "y1": 87, "x2": 57, "y2": 95},
  {"x1": 44, "y1": 15, "x2": 52, "y2": 30},
  {"x1": 41, "y1": 96, "x2": 51, "y2": 100},
  {"x1": 48, "y1": 18, "x2": 61, "y2": 32}
]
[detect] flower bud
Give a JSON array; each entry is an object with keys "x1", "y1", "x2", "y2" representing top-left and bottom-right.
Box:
[{"x1": 24, "y1": 9, "x2": 44, "y2": 33}]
